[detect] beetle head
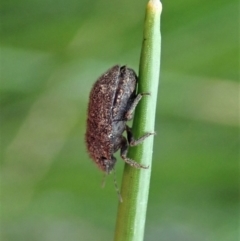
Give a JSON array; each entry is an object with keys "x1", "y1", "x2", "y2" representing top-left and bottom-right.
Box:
[{"x1": 101, "y1": 156, "x2": 116, "y2": 174}]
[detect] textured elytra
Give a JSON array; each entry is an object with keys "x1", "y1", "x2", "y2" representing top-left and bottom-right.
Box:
[{"x1": 85, "y1": 65, "x2": 153, "y2": 173}]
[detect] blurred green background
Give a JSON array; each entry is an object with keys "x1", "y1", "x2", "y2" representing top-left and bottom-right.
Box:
[{"x1": 1, "y1": 0, "x2": 239, "y2": 240}]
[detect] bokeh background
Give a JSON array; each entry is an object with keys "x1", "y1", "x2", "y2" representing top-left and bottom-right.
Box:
[{"x1": 1, "y1": 0, "x2": 239, "y2": 240}]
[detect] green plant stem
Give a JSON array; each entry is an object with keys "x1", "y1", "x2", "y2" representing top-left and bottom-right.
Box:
[{"x1": 114, "y1": 1, "x2": 162, "y2": 241}]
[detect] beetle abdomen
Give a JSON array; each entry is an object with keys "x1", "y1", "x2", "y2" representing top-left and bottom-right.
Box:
[{"x1": 86, "y1": 65, "x2": 121, "y2": 161}]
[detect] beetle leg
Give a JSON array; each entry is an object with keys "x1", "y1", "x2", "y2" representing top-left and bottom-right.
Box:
[
  {"x1": 125, "y1": 93, "x2": 150, "y2": 120},
  {"x1": 120, "y1": 137, "x2": 149, "y2": 169},
  {"x1": 126, "y1": 125, "x2": 155, "y2": 146}
]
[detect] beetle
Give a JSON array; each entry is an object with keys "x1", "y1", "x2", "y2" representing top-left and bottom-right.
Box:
[{"x1": 85, "y1": 65, "x2": 154, "y2": 174}]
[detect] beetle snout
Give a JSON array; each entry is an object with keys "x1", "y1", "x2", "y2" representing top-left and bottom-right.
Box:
[{"x1": 102, "y1": 156, "x2": 116, "y2": 174}]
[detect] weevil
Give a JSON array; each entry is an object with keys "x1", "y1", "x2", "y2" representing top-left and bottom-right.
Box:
[{"x1": 85, "y1": 65, "x2": 154, "y2": 174}]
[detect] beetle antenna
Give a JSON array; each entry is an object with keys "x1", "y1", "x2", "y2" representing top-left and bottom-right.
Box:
[
  {"x1": 101, "y1": 173, "x2": 107, "y2": 188},
  {"x1": 113, "y1": 168, "x2": 123, "y2": 202}
]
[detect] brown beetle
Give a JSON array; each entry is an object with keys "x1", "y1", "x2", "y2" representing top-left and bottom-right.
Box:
[{"x1": 85, "y1": 65, "x2": 154, "y2": 174}]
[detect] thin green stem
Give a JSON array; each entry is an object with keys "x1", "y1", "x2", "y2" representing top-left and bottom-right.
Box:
[{"x1": 114, "y1": 1, "x2": 162, "y2": 241}]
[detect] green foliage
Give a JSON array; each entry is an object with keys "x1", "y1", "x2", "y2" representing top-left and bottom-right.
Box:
[{"x1": 1, "y1": 0, "x2": 238, "y2": 241}]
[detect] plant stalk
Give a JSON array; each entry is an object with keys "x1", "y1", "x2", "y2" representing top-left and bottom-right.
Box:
[{"x1": 114, "y1": 0, "x2": 162, "y2": 240}]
